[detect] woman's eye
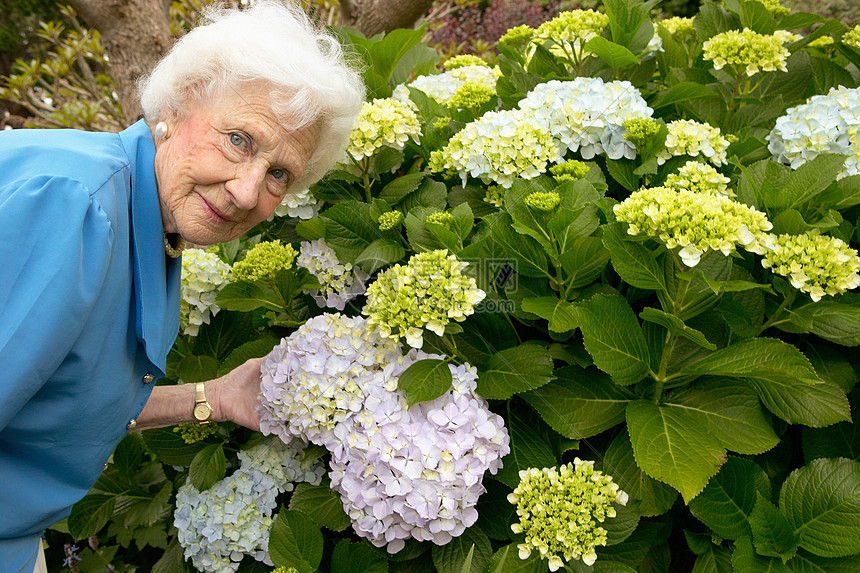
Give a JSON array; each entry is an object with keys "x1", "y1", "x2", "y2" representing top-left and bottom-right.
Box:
[
  {"x1": 229, "y1": 133, "x2": 248, "y2": 149},
  {"x1": 270, "y1": 169, "x2": 286, "y2": 180}
]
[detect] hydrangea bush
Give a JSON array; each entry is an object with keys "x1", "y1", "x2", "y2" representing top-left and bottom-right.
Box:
[{"x1": 66, "y1": 0, "x2": 860, "y2": 572}]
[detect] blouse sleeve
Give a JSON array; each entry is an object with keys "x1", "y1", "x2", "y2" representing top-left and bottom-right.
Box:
[{"x1": 0, "y1": 175, "x2": 114, "y2": 432}]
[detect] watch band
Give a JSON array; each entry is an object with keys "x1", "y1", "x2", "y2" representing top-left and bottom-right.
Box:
[{"x1": 194, "y1": 382, "x2": 213, "y2": 424}]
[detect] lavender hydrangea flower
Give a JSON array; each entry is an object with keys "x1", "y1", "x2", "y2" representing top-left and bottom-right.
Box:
[{"x1": 296, "y1": 238, "x2": 368, "y2": 311}]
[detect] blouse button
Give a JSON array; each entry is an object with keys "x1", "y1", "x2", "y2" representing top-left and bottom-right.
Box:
[
  {"x1": 142, "y1": 373, "x2": 156, "y2": 384},
  {"x1": 126, "y1": 419, "x2": 137, "y2": 431}
]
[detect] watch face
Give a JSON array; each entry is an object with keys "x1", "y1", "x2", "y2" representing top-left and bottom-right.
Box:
[{"x1": 194, "y1": 402, "x2": 213, "y2": 421}]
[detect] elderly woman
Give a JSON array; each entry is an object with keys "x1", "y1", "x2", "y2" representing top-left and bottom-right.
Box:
[{"x1": 0, "y1": 2, "x2": 364, "y2": 570}]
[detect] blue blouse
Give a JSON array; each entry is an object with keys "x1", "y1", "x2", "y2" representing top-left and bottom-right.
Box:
[{"x1": 0, "y1": 120, "x2": 180, "y2": 572}]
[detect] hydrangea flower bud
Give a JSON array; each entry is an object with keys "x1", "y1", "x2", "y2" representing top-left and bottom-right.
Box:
[
  {"x1": 703, "y1": 28, "x2": 789, "y2": 76},
  {"x1": 231, "y1": 240, "x2": 297, "y2": 283},
  {"x1": 348, "y1": 97, "x2": 421, "y2": 162},
  {"x1": 659, "y1": 16, "x2": 695, "y2": 38},
  {"x1": 444, "y1": 54, "x2": 489, "y2": 70},
  {"x1": 174, "y1": 421, "x2": 220, "y2": 444},
  {"x1": 845, "y1": 25, "x2": 860, "y2": 50},
  {"x1": 180, "y1": 248, "x2": 232, "y2": 336},
  {"x1": 362, "y1": 250, "x2": 486, "y2": 348},
  {"x1": 657, "y1": 119, "x2": 731, "y2": 166},
  {"x1": 378, "y1": 210, "x2": 404, "y2": 231},
  {"x1": 508, "y1": 459, "x2": 628, "y2": 571},
  {"x1": 533, "y1": 9, "x2": 609, "y2": 57},
  {"x1": 296, "y1": 238, "x2": 368, "y2": 311},
  {"x1": 756, "y1": 0, "x2": 791, "y2": 16},
  {"x1": 499, "y1": 24, "x2": 534, "y2": 46},
  {"x1": 525, "y1": 190, "x2": 561, "y2": 211},
  {"x1": 550, "y1": 159, "x2": 590, "y2": 182},
  {"x1": 613, "y1": 186, "x2": 773, "y2": 267},
  {"x1": 622, "y1": 117, "x2": 661, "y2": 149},
  {"x1": 425, "y1": 211, "x2": 454, "y2": 226},
  {"x1": 664, "y1": 161, "x2": 733, "y2": 197},
  {"x1": 449, "y1": 81, "x2": 496, "y2": 113},
  {"x1": 761, "y1": 233, "x2": 860, "y2": 301},
  {"x1": 484, "y1": 185, "x2": 505, "y2": 208}
]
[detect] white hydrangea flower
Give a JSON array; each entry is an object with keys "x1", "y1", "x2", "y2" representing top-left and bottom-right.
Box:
[
  {"x1": 329, "y1": 359, "x2": 510, "y2": 554},
  {"x1": 347, "y1": 97, "x2": 421, "y2": 162},
  {"x1": 406, "y1": 65, "x2": 502, "y2": 106},
  {"x1": 271, "y1": 188, "x2": 319, "y2": 220},
  {"x1": 296, "y1": 238, "x2": 368, "y2": 311},
  {"x1": 518, "y1": 78, "x2": 653, "y2": 161},
  {"x1": 767, "y1": 86, "x2": 860, "y2": 178},
  {"x1": 180, "y1": 249, "x2": 232, "y2": 336},
  {"x1": 657, "y1": 119, "x2": 731, "y2": 166},
  {"x1": 174, "y1": 436, "x2": 324, "y2": 573}
]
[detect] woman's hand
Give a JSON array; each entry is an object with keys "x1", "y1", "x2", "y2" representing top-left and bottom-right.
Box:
[{"x1": 208, "y1": 357, "x2": 265, "y2": 431}]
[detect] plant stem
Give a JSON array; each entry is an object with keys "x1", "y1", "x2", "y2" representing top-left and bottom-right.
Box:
[{"x1": 756, "y1": 289, "x2": 797, "y2": 336}]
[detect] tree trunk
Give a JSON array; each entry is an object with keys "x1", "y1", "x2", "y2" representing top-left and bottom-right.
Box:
[
  {"x1": 339, "y1": 0, "x2": 433, "y2": 38},
  {"x1": 68, "y1": 0, "x2": 172, "y2": 126}
]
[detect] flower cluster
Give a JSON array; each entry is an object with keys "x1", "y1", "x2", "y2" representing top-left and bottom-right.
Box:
[
  {"x1": 614, "y1": 186, "x2": 774, "y2": 266},
  {"x1": 174, "y1": 421, "x2": 220, "y2": 444},
  {"x1": 757, "y1": 0, "x2": 791, "y2": 16},
  {"x1": 347, "y1": 97, "x2": 421, "y2": 162},
  {"x1": 659, "y1": 16, "x2": 695, "y2": 38},
  {"x1": 525, "y1": 190, "x2": 561, "y2": 211},
  {"x1": 434, "y1": 108, "x2": 562, "y2": 188},
  {"x1": 174, "y1": 436, "x2": 324, "y2": 573},
  {"x1": 405, "y1": 65, "x2": 501, "y2": 107},
  {"x1": 532, "y1": 9, "x2": 609, "y2": 59},
  {"x1": 622, "y1": 117, "x2": 661, "y2": 149},
  {"x1": 424, "y1": 211, "x2": 452, "y2": 226},
  {"x1": 378, "y1": 210, "x2": 404, "y2": 231},
  {"x1": 272, "y1": 187, "x2": 319, "y2": 220},
  {"x1": 296, "y1": 238, "x2": 368, "y2": 311},
  {"x1": 179, "y1": 249, "x2": 232, "y2": 336},
  {"x1": 550, "y1": 159, "x2": 590, "y2": 182},
  {"x1": 845, "y1": 25, "x2": 860, "y2": 50},
  {"x1": 499, "y1": 24, "x2": 534, "y2": 46},
  {"x1": 508, "y1": 459, "x2": 628, "y2": 571},
  {"x1": 664, "y1": 161, "x2": 733, "y2": 196},
  {"x1": 761, "y1": 233, "x2": 860, "y2": 301},
  {"x1": 231, "y1": 240, "x2": 297, "y2": 283},
  {"x1": 657, "y1": 119, "x2": 731, "y2": 166},
  {"x1": 484, "y1": 185, "x2": 505, "y2": 208},
  {"x1": 362, "y1": 250, "x2": 486, "y2": 348},
  {"x1": 703, "y1": 28, "x2": 789, "y2": 76},
  {"x1": 767, "y1": 86, "x2": 860, "y2": 177},
  {"x1": 449, "y1": 81, "x2": 496, "y2": 113},
  {"x1": 443, "y1": 54, "x2": 489, "y2": 70},
  {"x1": 518, "y1": 78, "x2": 653, "y2": 161},
  {"x1": 258, "y1": 314, "x2": 510, "y2": 552}
]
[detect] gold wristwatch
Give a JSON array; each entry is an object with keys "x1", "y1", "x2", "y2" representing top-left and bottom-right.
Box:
[{"x1": 193, "y1": 382, "x2": 213, "y2": 424}]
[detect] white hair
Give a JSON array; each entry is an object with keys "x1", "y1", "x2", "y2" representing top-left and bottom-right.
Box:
[{"x1": 138, "y1": 0, "x2": 365, "y2": 189}]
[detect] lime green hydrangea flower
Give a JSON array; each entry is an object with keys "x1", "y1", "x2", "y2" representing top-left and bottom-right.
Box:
[
  {"x1": 533, "y1": 9, "x2": 609, "y2": 58},
  {"x1": 622, "y1": 117, "x2": 661, "y2": 149},
  {"x1": 525, "y1": 190, "x2": 561, "y2": 211},
  {"x1": 404, "y1": 66, "x2": 501, "y2": 107},
  {"x1": 425, "y1": 210, "x2": 454, "y2": 226},
  {"x1": 231, "y1": 240, "x2": 297, "y2": 283},
  {"x1": 347, "y1": 97, "x2": 421, "y2": 161},
  {"x1": 499, "y1": 24, "x2": 534, "y2": 46},
  {"x1": 362, "y1": 250, "x2": 486, "y2": 348},
  {"x1": 659, "y1": 16, "x2": 695, "y2": 37},
  {"x1": 614, "y1": 186, "x2": 773, "y2": 267},
  {"x1": 444, "y1": 54, "x2": 489, "y2": 70},
  {"x1": 754, "y1": 0, "x2": 791, "y2": 16},
  {"x1": 703, "y1": 28, "x2": 789, "y2": 76},
  {"x1": 449, "y1": 81, "x2": 496, "y2": 113},
  {"x1": 433, "y1": 116, "x2": 453, "y2": 131},
  {"x1": 508, "y1": 459, "x2": 629, "y2": 571},
  {"x1": 657, "y1": 119, "x2": 731, "y2": 166},
  {"x1": 378, "y1": 210, "x2": 403, "y2": 231},
  {"x1": 272, "y1": 568, "x2": 300, "y2": 573},
  {"x1": 174, "y1": 421, "x2": 219, "y2": 444},
  {"x1": 484, "y1": 185, "x2": 505, "y2": 208},
  {"x1": 845, "y1": 25, "x2": 860, "y2": 50},
  {"x1": 180, "y1": 248, "x2": 232, "y2": 337},
  {"x1": 761, "y1": 233, "x2": 860, "y2": 301},
  {"x1": 549, "y1": 159, "x2": 590, "y2": 183},
  {"x1": 664, "y1": 161, "x2": 733, "y2": 197}
]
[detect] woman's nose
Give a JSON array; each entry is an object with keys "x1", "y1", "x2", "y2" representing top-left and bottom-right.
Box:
[{"x1": 225, "y1": 163, "x2": 265, "y2": 210}]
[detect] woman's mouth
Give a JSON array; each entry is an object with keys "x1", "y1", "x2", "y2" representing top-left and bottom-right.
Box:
[{"x1": 200, "y1": 196, "x2": 232, "y2": 224}]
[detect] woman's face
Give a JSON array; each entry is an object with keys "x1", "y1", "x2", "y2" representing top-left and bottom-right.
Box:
[{"x1": 154, "y1": 85, "x2": 319, "y2": 245}]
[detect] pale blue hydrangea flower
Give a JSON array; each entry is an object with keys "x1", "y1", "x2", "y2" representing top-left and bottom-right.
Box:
[
  {"x1": 329, "y1": 357, "x2": 510, "y2": 554},
  {"x1": 508, "y1": 459, "x2": 628, "y2": 571},
  {"x1": 761, "y1": 233, "x2": 860, "y2": 301},
  {"x1": 613, "y1": 186, "x2": 773, "y2": 267},
  {"x1": 237, "y1": 436, "x2": 326, "y2": 489},
  {"x1": 767, "y1": 86, "x2": 860, "y2": 178},
  {"x1": 180, "y1": 249, "x2": 232, "y2": 336},
  {"x1": 657, "y1": 119, "x2": 731, "y2": 166},
  {"x1": 296, "y1": 238, "x2": 368, "y2": 311},
  {"x1": 405, "y1": 65, "x2": 501, "y2": 106},
  {"x1": 362, "y1": 250, "x2": 486, "y2": 348},
  {"x1": 518, "y1": 78, "x2": 653, "y2": 161}
]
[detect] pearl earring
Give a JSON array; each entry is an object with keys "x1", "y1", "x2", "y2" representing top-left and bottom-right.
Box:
[{"x1": 154, "y1": 122, "x2": 168, "y2": 139}]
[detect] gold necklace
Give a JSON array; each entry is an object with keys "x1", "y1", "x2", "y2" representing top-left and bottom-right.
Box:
[{"x1": 164, "y1": 233, "x2": 185, "y2": 258}]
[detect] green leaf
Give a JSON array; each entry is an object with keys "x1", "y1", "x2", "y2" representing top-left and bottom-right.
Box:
[
  {"x1": 692, "y1": 543, "x2": 734, "y2": 573},
  {"x1": 738, "y1": 0, "x2": 778, "y2": 34},
  {"x1": 68, "y1": 494, "x2": 116, "y2": 539},
  {"x1": 780, "y1": 458, "x2": 860, "y2": 557},
  {"x1": 404, "y1": 211, "x2": 445, "y2": 252},
  {"x1": 216, "y1": 281, "x2": 283, "y2": 313},
  {"x1": 296, "y1": 217, "x2": 326, "y2": 241},
  {"x1": 217, "y1": 334, "x2": 278, "y2": 377},
  {"x1": 494, "y1": 413, "x2": 558, "y2": 489},
  {"x1": 476, "y1": 344, "x2": 554, "y2": 400},
  {"x1": 189, "y1": 443, "x2": 226, "y2": 491},
  {"x1": 787, "y1": 303, "x2": 860, "y2": 347},
  {"x1": 750, "y1": 492, "x2": 800, "y2": 561},
  {"x1": 778, "y1": 11, "x2": 825, "y2": 30},
  {"x1": 666, "y1": 378, "x2": 779, "y2": 455},
  {"x1": 548, "y1": 205, "x2": 600, "y2": 253},
  {"x1": 789, "y1": 551, "x2": 860, "y2": 573},
  {"x1": 572, "y1": 293, "x2": 650, "y2": 386},
  {"x1": 639, "y1": 307, "x2": 717, "y2": 351},
  {"x1": 650, "y1": 82, "x2": 718, "y2": 110},
  {"x1": 175, "y1": 354, "x2": 220, "y2": 384},
  {"x1": 484, "y1": 212, "x2": 550, "y2": 278},
  {"x1": 151, "y1": 538, "x2": 189, "y2": 573},
  {"x1": 744, "y1": 376, "x2": 851, "y2": 428},
  {"x1": 523, "y1": 366, "x2": 631, "y2": 440},
  {"x1": 558, "y1": 237, "x2": 610, "y2": 289},
  {"x1": 778, "y1": 154, "x2": 847, "y2": 211},
  {"x1": 322, "y1": 200, "x2": 380, "y2": 261},
  {"x1": 330, "y1": 540, "x2": 388, "y2": 573},
  {"x1": 520, "y1": 296, "x2": 579, "y2": 333},
  {"x1": 432, "y1": 527, "x2": 492, "y2": 573},
  {"x1": 586, "y1": 36, "x2": 640, "y2": 69},
  {"x1": 288, "y1": 483, "x2": 350, "y2": 532},
  {"x1": 603, "y1": 223, "x2": 666, "y2": 291},
  {"x1": 269, "y1": 509, "x2": 324, "y2": 572},
  {"x1": 804, "y1": 390, "x2": 860, "y2": 463},
  {"x1": 356, "y1": 238, "x2": 406, "y2": 274},
  {"x1": 804, "y1": 343, "x2": 857, "y2": 394},
  {"x1": 605, "y1": 157, "x2": 639, "y2": 191},
  {"x1": 731, "y1": 536, "x2": 792, "y2": 572},
  {"x1": 604, "y1": 431, "x2": 678, "y2": 517},
  {"x1": 378, "y1": 172, "x2": 427, "y2": 204},
  {"x1": 627, "y1": 400, "x2": 727, "y2": 503},
  {"x1": 195, "y1": 310, "x2": 253, "y2": 361},
  {"x1": 120, "y1": 481, "x2": 173, "y2": 528},
  {"x1": 489, "y1": 544, "x2": 546, "y2": 573},
  {"x1": 689, "y1": 456, "x2": 771, "y2": 540},
  {"x1": 398, "y1": 358, "x2": 453, "y2": 406},
  {"x1": 142, "y1": 427, "x2": 207, "y2": 466}
]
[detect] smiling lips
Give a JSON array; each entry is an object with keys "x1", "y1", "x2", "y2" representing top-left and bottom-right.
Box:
[{"x1": 200, "y1": 195, "x2": 233, "y2": 224}]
